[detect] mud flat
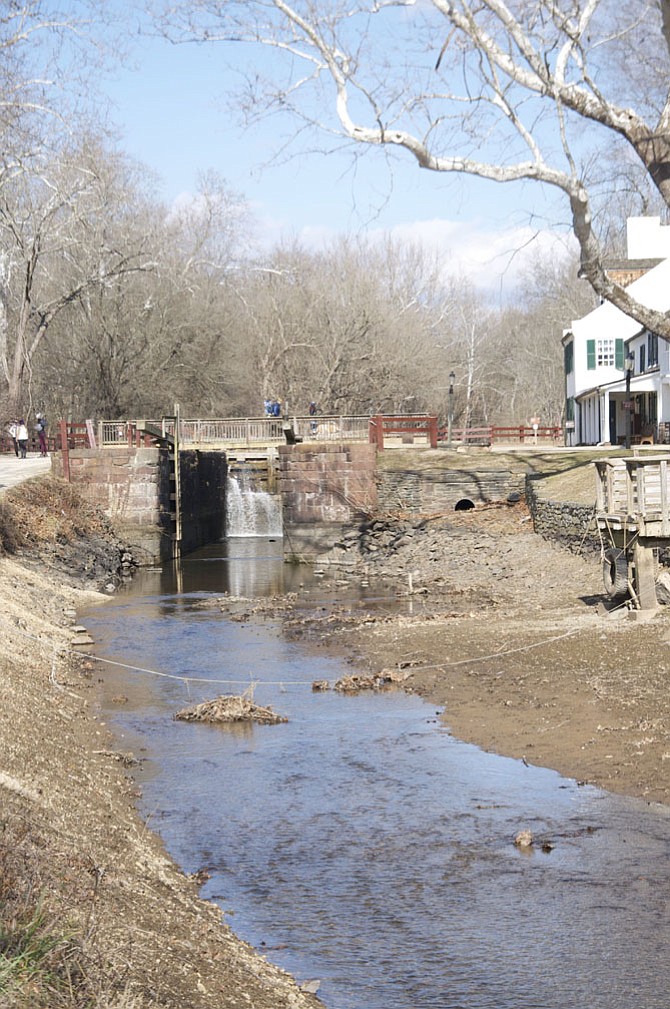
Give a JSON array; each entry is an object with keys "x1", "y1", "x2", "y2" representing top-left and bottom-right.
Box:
[{"x1": 289, "y1": 503, "x2": 670, "y2": 806}]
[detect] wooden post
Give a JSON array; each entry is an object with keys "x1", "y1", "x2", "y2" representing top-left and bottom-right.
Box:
[
  {"x1": 633, "y1": 541, "x2": 658, "y2": 611},
  {"x1": 428, "y1": 415, "x2": 438, "y2": 449},
  {"x1": 59, "y1": 419, "x2": 70, "y2": 481},
  {"x1": 369, "y1": 414, "x2": 384, "y2": 450}
]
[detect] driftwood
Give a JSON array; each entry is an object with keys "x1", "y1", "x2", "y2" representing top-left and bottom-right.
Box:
[
  {"x1": 333, "y1": 669, "x2": 409, "y2": 693},
  {"x1": 174, "y1": 692, "x2": 287, "y2": 725}
]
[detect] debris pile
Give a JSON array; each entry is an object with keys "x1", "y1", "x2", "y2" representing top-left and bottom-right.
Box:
[
  {"x1": 174, "y1": 693, "x2": 288, "y2": 725},
  {"x1": 332, "y1": 669, "x2": 409, "y2": 693}
]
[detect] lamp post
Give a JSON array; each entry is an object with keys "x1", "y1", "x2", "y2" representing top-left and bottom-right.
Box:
[
  {"x1": 624, "y1": 352, "x2": 635, "y2": 450},
  {"x1": 448, "y1": 370, "x2": 456, "y2": 447}
]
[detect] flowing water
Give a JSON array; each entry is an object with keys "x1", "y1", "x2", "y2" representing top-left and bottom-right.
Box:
[
  {"x1": 84, "y1": 539, "x2": 670, "y2": 1009},
  {"x1": 226, "y1": 471, "x2": 282, "y2": 537}
]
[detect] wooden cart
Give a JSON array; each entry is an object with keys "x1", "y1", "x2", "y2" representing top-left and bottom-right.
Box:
[{"x1": 595, "y1": 455, "x2": 670, "y2": 610}]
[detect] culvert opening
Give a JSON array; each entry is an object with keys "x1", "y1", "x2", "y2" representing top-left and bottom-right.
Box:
[{"x1": 454, "y1": 498, "x2": 476, "y2": 511}]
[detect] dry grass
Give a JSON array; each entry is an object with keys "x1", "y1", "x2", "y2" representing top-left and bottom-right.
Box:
[{"x1": 0, "y1": 478, "x2": 110, "y2": 555}]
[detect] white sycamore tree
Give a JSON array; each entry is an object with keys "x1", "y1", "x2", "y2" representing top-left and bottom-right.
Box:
[{"x1": 155, "y1": 0, "x2": 670, "y2": 337}]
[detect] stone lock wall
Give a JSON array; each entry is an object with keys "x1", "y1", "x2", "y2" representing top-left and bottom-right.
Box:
[
  {"x1": 278, "y1": 443, "x2": 377, "y2": 559},
  {"x1": 52, "y1": 447, "x2": 169, "y2": 561},
  {"x1": 525, "y1": 476, "x2": 599, "y2": 554},
  {"x1": 53, "y1": 446, "x2": 227, "y2": 563},
  {"x1": 377, "y1": 466, "x2": 526, "y2": 514}
]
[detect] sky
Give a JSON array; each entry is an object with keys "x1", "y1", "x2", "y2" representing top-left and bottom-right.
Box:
[{"x1": 101, "y1": 17, "x2": 575, "y2": 297}]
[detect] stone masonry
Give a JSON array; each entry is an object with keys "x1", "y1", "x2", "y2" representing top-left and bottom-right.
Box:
[
  {"x1": 278, "y1": 442, "x2": 377, "y2": 559},
  {"x1": 377, "y1": 466, "x2": 526, "y2": 514},
  {"x1": 53, "y1": 446, "x2": 227, "y2": 563},
  {"x1": 525, "y1": 476, "x2": 599, "y2": 554}
]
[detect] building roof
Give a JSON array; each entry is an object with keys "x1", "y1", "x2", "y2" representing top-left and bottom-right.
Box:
[
  {"x1": 604, "y1": 259, "x2": 664, "y2": 288},
  {"x1": 571, "y1": 256, "x2": 670, "y2": 342}
]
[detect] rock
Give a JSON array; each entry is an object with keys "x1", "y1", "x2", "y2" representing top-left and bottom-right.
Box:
[
  {"x1": 300, "y1": 979, "x2": 321, "y2": 994},
  {"x1": 71, "y1": 634, "x2": 94, "y2": 646},
  {"x1": 655, "y1": 569, "x2": 670, "y2": 605},
  {"x1": 514, "y1": 829, "x2": 534, "y2": 848}
]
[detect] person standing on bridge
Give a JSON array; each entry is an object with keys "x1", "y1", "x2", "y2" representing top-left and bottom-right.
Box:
[
  {"x1": 35, "y1": 414, "x2": 47, "y2": 457},
  {"x1": 16, "y1": 419, "x2": 28, "y2": 459},
  {"x1": 309, "y1": 401, "x2": 319, "y2": 435}
]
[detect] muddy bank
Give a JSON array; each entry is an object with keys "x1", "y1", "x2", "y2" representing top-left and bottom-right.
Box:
[
  {"x1": 286, "y1": 503, "x2": 670, "y2": 806},
  {"x1": 0, "y1": 478, "x2": 320, "y2": 1009}
]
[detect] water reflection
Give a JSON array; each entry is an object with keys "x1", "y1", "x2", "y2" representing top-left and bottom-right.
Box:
[
  {"x1": 85, "y1": 542, "x2": 670, "y2": 1009},
  {"x1": 130, "y1": 538, "x2": 303, "y2": 602}
]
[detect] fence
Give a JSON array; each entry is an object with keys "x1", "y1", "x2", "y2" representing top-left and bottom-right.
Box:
[
  {"x1": 100, "y1": 415, "x2": 372, "y2": 447},
  {"x1": 369, "y1": 414, "x2": 438, "y2": 450},
  {"x1": 440, "y1": 424, "x2": 563, "y2": 446},
  {"x1": 1, "y1": 417, "x2": 565, "y2": 456}
]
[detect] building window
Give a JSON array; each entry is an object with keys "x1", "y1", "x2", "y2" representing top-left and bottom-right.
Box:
[
  {"x1": 640, "y1": 344, "x2": 646, "y2": 372},
  {"x1": 587, "y1": 338, "x2": 623, "y2": 370},
  {"x1": 564, "y1": 341, "x2": 574, "y2": 375},
  {"x1": 566, "y1": 397, "x2": 575, "y2": 422},
  {"x1": 648, "y1": 331, "x2": 659, "y2": 367},
  {"x1": 596, "y1": 339, "x2": 615, "y2": 367}
]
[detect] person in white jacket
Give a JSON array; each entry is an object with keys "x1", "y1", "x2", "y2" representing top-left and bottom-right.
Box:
[
  {"x1": 16, "y1": 420, "x2": 28, "y2": 458},
  {"x1": 7, "y1": 421, "x2": 18, "y2": 457}
]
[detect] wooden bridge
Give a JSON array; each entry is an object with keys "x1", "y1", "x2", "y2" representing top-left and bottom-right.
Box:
[{"x1": 1, "y1": 414, "x2": 564, "y2": 455}]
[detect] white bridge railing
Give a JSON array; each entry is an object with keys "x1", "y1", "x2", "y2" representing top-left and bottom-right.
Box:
[{"x1": 98, "y1": 416, "x2": 371, "y2": 448}]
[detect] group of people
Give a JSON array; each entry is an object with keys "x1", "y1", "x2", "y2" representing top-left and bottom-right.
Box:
[
  {"x1": 263, "y1": 398, "x2": 283, "y2": 417},
  {"x1": 7, "y1": 414, "x2": 48, "y2": 459},
  {"x1": 263, "y1": 397, "x2": 320, "y2": 434}
]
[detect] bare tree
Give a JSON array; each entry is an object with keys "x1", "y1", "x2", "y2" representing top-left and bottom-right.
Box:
[
  {"x1": 0, "y1": 138, "x2": 158, "y2": 415},
  {"x1": 227, "y1": 235, "x2": 446, "y2": 416},
  {"x1": 35, "y1": 169, "x2": 252, "y2": 418},
  {"x1": 0, "y1": 1, "x2": 134, "y2": 415},
  {"x1": 154, "y1": 0, "x2": 670, "y2": 338}
]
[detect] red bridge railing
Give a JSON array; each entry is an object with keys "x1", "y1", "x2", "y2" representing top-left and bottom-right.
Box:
[
  {"x1": 439, "y1": 424, "x2": 563, "y2": 446},
  {"x1": 369, "y1": 414, "x2": 438, "y2": 450}
]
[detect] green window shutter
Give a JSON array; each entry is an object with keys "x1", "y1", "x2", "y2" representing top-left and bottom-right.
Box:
[
  {"x1": 564, "y1": 342, "x2": 574, "y2": 375},
  {"x1": 587, "y1": 339, "x2": 596, "y2": 370},
  {"x1": 615, "y1": 339, "x2": 624, "y2": 369},
  {"x1": 566, "y1": 397, "x2": 575, "y2": 422}
]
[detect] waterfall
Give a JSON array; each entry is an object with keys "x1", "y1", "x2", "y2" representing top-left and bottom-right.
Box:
[{"x1": 225, "y1": 469, "x2": 282, "y2": 538}]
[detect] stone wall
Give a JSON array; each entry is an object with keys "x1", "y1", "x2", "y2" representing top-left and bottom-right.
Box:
[
  {"x1": 53, "y1": 447, "x2": 227, "y2": 563},
  {"x1": 278, "y1": 443, "x2": 377, "y2": 559},
  {"x1": 377, "y1": 466, "x2": 526, "y2": 514},
  {"x1": 52, "y1": 447, "x2": 168, "y2": 561},
  {"x1": 525, "y1": 476, "x2": 599, "y2": 553}
]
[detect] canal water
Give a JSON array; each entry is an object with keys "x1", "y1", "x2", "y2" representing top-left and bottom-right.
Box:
[{"x1": 83, "y1": 539, "x2": 670, "y2": 1009}]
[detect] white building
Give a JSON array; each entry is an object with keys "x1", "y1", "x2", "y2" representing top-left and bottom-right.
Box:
[{"x1": 563, "y1": 217, "x2": 670, "y2": 446}]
